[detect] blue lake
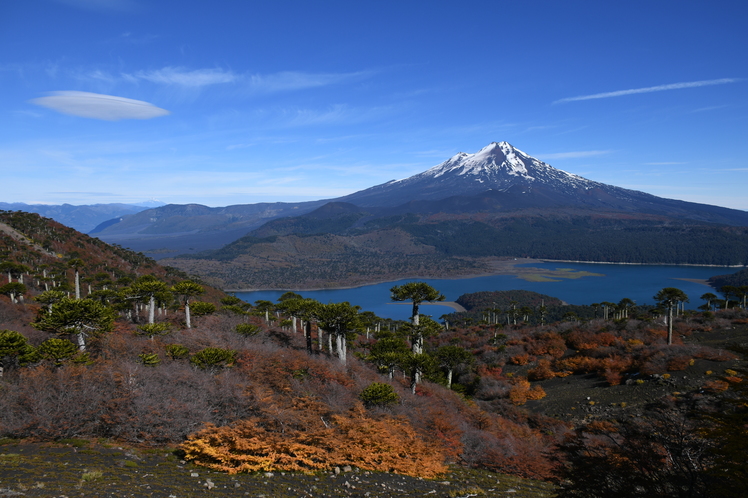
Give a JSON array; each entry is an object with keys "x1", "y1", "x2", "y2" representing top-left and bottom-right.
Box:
[{"x1": 234, "y1": 262, "x2": 742, "y2": 321}]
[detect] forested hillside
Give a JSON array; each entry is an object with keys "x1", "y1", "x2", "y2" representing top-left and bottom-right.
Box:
[
  {"x1": 166, "y1": 208, "x2": 748, "y2": 289},
  {"x1": 1, "y1": 210, "x2": 748, "y2": 496},
  {"x1": 710, "y1": 267, "x2": 748, "y2": 289}
]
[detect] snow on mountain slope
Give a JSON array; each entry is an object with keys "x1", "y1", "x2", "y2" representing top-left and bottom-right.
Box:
[{"x1": 341, "y1": 141, "x2": 619, "y2": 206}]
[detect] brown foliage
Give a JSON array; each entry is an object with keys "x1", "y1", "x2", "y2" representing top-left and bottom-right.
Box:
[
  {"x1": 509, "y1": 353, "x2": 531, "y2": 365},
  {"x1": 527, "y1": 359, "x2": 556, "y2": 381},
  {"x1": 666, "y1": 355, "x2": 692, "y2": 371},
  {"x1": 508, "y1": 377, "x2": 546, "y2": 405},
  {"x1": 182, "y1": 404, "x2": 447, "y2": 478}
]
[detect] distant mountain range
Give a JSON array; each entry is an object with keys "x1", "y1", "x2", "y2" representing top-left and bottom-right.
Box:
[
  {"x1": 87, "y1": 142, "x2": 748, "y2": 265},
  {"x1": 0, "y1": 200, "x2": 165, "y2": 233},
  {"x1": 79, "y1": 141, "x2": 744, "y2": 289}
]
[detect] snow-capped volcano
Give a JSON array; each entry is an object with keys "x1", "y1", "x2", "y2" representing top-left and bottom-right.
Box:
[
  {"x1": 340, "y1": 141, "x2": 612, "y2": 206},
  {"x1": 414, "y1": 141, "x2": 597, "y2": 191},
  {"x1": 336, "y1": 141, "x2": 748, "y2": 226}
]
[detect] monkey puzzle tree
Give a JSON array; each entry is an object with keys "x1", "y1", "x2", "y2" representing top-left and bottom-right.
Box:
[
  {"x1": 0, "y1": 330, "x2": 37, "y2": 375},
  {"x1": 435, "y1": 345, "x2": 474, "y2": 390},
  {"x1": 67, "y1": 258, "x2": 85, "y2": 299},
  {"x1": 0, "y1": 262, "x2": 30, "y2": 284},
  {"x1": 35, "y1": 289, "x2": 66, "y2": 313},
  {"x1": 317, "y1": 301, "x2": 361, "y2": 365},
  {"x1": 390, "y1": 282, "x2": 445, "y2": 330},
  {"x1": 654, "y1": 287, "x2": 689, "y2": 345},
  {"x1": 294, "y1": 298, "x2": 322, "y2": 354},
  {"x1": 131, "y1": 275, "x2": 169, "y2": 325},
  {"x1": 617, "y1": 298, "x2": 635, "y2": 319},
  {"x1": 390, "y1": 282, "x2": 445, "y2": 377},
  {"x1": 253, "y1": 300, "x2": 275, "y2": 323},
  {"x1": 0, "y1": 282, "x2": 26, "y2": 304},
  {"x1": 368, "y1": 331, "x2": 410, "y2": 379},
  {"x1": 171, "y1": 280, "x2": 204, "y2": 329},
  {"x1": 700, "y1": 292, "x2": 718, "y2": 312},
  {"x1": 32, "y1": 297, "x2": 116, "y2": 351},
  {"x1": 399, "y1": 316, "x2": 442, "y2": 388}
]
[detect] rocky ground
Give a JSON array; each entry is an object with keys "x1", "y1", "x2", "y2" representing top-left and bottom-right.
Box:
[{"x1": 0, "y1": 440, "x2": 555, "y2": 498}]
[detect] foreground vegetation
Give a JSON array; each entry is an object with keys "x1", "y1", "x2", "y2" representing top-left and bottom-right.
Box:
[{"x1": 1, "y1": 210, "x2": 748, "y2": 496}]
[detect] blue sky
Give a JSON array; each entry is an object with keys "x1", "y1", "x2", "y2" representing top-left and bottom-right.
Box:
[{"x1": 2, "y1": 0, "x2": 747, "y2": 210}]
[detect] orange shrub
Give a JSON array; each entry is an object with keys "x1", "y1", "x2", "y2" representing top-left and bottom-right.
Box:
[
  {"x1": 666, "y1": 356, "x2": 692, "y2": 371},
  {"x1": 182, "y1": 405, "x2": 447, "y2": 478},
  {"x1": 596, "y1": 332, "x2": 618, "y2": 347},
  {"x1": 527, "y1": 359, "x2": 555, "y2": 381},
  {"x1": 477, "y1": 365, "x2": 503, "y2": 379},
  {"x1": 509, "y1": 354, "x2": 531, "y2": 366},
  {"x1": 507, "y1": 377, "x2": 546, "y2": 405},
  {"x1": 604, "y1": 368, "x2": 623, "y2": 386},
  {"x1": 555, "y1": 355, "x2": 602, "y2": 374},
  {"x1": 703, "y1": 380, "x2": 729, "y2": 392}
]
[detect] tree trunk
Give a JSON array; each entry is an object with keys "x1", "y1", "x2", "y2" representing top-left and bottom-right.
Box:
[
  {"x1": 74, "y1": 270, "x2": 80, "y2": 300},
  {"x1": 335, "y1": 331, "x2": 346, "y2": 365},
  {"x1": 447, "y1": 368, "x2": 453, "y2": 390},
  {"x1": 305, "y1": 321, "x2": 313, "y2": 354},
  {"x1": 667, "y1": 305, "x2": 674, "y2": 345},
  {"x1": 185, "y1": 300, "x2": 192, "y2": 329},
  {"x1": 148, "y1": 295, "x2": 155, "y2": 324},
  {"x1": 77, "y1": 332, "x2": 86, "y2": 351}
]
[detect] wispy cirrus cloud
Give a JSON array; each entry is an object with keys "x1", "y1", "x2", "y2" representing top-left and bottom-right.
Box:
[
  {"x1": 245, "y1": 70, "x2": 370, "y2": 93},
  {"x1": 538, "y1": 150, "x2": 612, "y2": 160},
  {"x1": 554, "y1": 78, "x2": 740, "y2": 104},
  {"x1": 31, "y1": 91, "x2": 169, "y2": 121},
  {"x1": 121, "y1": 67, "x2": 370, "y2": 92},
  {"x1": 127, "y1": 67, "x2": 237, "y2": 87}
]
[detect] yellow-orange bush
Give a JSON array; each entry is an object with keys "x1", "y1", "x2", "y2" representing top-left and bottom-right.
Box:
[
  {"x1": 703, "y1": 380, "x2": 729, "y2": 392},
  {"x1": 555, "y1": 355, "x2": 602, "y2": 374},
  {"x1": 181, "y1": 405, "x2": 447, "y2": 478},
  {"x1": 509, "y1": 353, "x2": 531, "y2": 365},
  {"x1": 527, "y1": 359, "x2": 556, "y2": 381},
  {"x1": 508, "y1": 377, "x2": 546, "y2": 405}
]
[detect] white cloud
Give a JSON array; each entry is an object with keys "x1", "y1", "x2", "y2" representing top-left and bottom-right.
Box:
[
  {"x1": 121, "y1": 67, "x2": 369, "y2": 94},
  {"x1": 554, "y1": 78, "x2": 740, "y2": 104},
  {"x1": 246, "y1": 71, "x2": 368, "y2": 93},
  {"x1": 31, "y1": 91, "x2": 169, "y2": 121},
  {"x1": 131, "y1": 67, "x2": 237, "y2": 87},
  {"x1": 538, "y1": 150, "x2": 612, "y2": 160}
]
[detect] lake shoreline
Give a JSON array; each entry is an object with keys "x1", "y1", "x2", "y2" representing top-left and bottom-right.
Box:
[
  {"x1": 224, "y1": 258, "x2": 542, "y2": 292},
  {"x1": 225, "y1": 257, "x2": 733, "y2": 293}
]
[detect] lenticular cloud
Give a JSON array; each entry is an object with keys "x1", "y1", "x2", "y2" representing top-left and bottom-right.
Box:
[{"x1": 31, "y1": 91, "x2": 170, "y2": 121}]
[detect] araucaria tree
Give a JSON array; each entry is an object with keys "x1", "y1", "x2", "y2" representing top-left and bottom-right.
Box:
[
  {"x1": 317, "y1": 301, "x2": 361, "y2": 364},
  {"x1": 131, "y1": 275, "x2": 169, "y2": 325},
  {"x1": 436, "y1": 345, "x2": 474, "y2": 390},
  {"x1": 654, "y1": 287, "x2": 689, "y2": 345},
  {"x1": 171, "y1": 280, "x2": 204, "y2": 329},
  {"x1": 390, "y1": 282, "x2": 444, "y2": 387},
  {"x1": 32, "y1": 297, "x2": 116, "y2": 351},
  {"x1": 67, "y1": 258, "x2": 84, "y2": 299}
]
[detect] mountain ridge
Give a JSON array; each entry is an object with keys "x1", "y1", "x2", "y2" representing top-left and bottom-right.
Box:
[{"x1": 85, "y1": 142, "x2": 748, "y2": 268}]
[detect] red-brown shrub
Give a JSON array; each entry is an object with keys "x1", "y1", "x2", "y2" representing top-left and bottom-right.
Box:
[
  {"x1": 666, "y1": 356, "x2": 692, "y2": 371},
  {"x1": 527, "y1": 359, "x2": 555, "y2": 381}
]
